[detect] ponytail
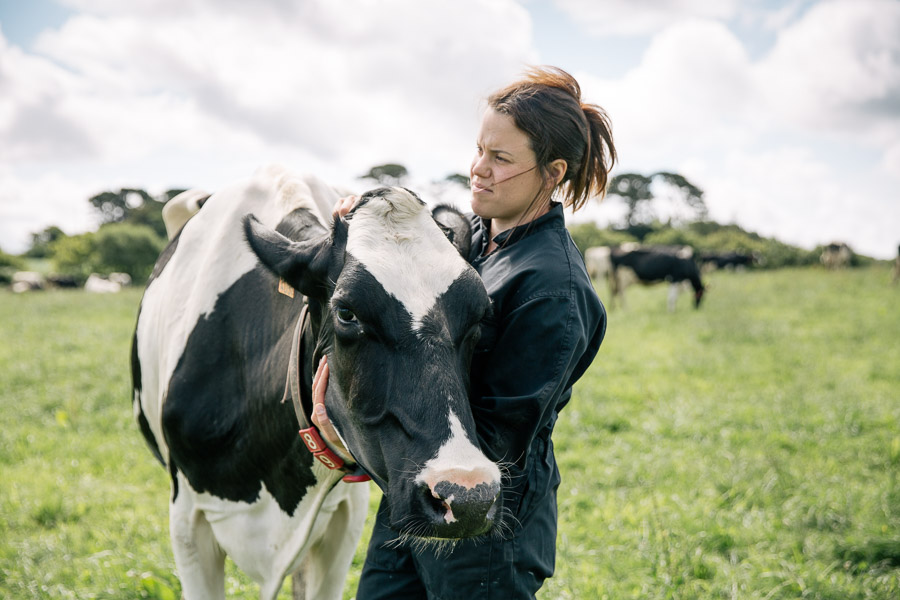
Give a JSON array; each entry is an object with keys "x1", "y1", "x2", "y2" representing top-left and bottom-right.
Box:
[{"x1": 576, "y1": 102, "x2": 616, "y2": 207}]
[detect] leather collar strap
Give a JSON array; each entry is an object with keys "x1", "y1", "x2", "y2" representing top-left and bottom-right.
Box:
[{"x1": 286, "y1": 303, "x2": 371, "y2": 483}]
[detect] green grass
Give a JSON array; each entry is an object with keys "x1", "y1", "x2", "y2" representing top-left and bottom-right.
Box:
[{"x1": 1, "y1": 266, "x2": 898, "y2": 599}]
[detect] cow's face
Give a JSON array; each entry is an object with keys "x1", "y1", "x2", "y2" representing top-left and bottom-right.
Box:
[{"x1": 245, "y1": 188, "x2": 502, "y2": 540}]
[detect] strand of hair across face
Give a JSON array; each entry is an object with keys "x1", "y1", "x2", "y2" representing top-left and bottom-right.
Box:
[{"x1": 479, "y1": 164, "x2": 537, "y2": 187}]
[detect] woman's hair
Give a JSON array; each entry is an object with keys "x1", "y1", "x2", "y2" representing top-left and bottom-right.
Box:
[{"x1": 487, "y1": 65, "x2": 616, "y2": 212}]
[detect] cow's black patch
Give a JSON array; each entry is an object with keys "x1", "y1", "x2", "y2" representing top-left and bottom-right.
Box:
[
  {"x1": 162, "y1": 264, "x2": 317, "y2": 514},
  {"x1": 154, "y1": 208, "x2": 326, "y2": 514},
  {"x1": 131, "y1": 309, "x2": 165, "y2": 466}
]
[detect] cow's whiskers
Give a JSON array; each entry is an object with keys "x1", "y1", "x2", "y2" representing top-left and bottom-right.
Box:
[{"x1": 386, "y1": 531, "x2": 461, "y2": 558}]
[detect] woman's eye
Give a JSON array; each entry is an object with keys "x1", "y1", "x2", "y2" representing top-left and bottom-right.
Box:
[{"x1": 336, "y1": 307, "x2": 357, "y2": 324}]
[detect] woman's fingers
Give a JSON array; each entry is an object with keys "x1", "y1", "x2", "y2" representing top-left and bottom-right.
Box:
[
  {"x1": 332, "y1": 195, "x2": 360, "y2": 218},
  {"x1": 310, "y1": 357, "x2": 349, "y2": 455}
]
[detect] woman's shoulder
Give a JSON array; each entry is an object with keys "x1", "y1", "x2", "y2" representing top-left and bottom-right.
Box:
[{"x1": 509, "y1": 227, "x2": 594, "y2": 300}]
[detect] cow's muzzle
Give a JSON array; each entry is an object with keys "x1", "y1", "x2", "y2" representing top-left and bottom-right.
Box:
[{"x1": 408, "y1": 470, "x2": 502, "y2": 538}]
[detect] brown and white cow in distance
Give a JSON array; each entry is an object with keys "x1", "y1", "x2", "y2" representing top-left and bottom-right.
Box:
[{"x1": 132, "y1": 165, "x2": 501, "y2": 599}]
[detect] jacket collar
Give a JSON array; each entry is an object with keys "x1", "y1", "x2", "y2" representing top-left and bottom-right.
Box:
[{"x1": 475, "y1": 202, "x2": 565, "y2": 255}]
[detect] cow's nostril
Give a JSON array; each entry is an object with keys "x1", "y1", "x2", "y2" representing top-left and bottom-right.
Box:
[
  {"x1": 429, "y1": 490, "x2": 457, "y2": 523},
  {"x1": 430, "y1": 480, "x2": 500, "y2": 529}
]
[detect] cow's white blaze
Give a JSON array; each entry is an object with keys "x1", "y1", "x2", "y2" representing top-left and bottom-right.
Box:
[
  {"x1": 415, "y1": 410, "x2": 501, "y2": 497},
  {"x1": 345, "y1": 191, "x2": 470, "y2": 331}
]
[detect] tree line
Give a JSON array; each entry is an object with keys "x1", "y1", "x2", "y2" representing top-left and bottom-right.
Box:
[{"x1": 0, "y1": 167, "x2": 877, "y2": 286}]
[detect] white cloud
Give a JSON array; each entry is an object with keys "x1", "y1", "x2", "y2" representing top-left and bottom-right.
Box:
[
  {"x1": 567, "y1": 1, "x2": 899, "y2": 258},
  {"x1": 0, "y1": 166, "x2": 101, "y2": 253},
  {"x1": 754, "y1": 0, "x2": 900, "y2": 140},
  {"x1": 575, "y1": 18, "x2": 758, "y2": 175},
  {"x1": 554, "y1": 0, "x2": 739, "y2": 36},
  {"x1": 24, "y1": 0, "x2": 536, "y2": 175},
  {"x1": 0, "y1": 0, "x2": 539, "y2": 252}
]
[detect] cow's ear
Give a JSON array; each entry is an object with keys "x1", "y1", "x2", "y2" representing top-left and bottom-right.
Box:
[
  {"x1": 432, "y1": 204, "x2": 472, "y2": 260},
  {"x1": 243, "y1": 215, "x2": 331, "y2": 297}
]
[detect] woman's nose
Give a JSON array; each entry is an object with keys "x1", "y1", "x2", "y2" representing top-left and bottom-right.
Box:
[{"x1": 471, "y1": 155, "x2": 490, "y2": 179}]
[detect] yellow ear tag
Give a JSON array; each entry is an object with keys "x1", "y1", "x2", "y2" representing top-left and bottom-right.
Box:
[{"x1": 277, "y1": 278, "x2": 295, "y2": 298}]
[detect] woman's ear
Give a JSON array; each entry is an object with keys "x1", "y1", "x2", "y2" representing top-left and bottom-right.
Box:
[{"x1": 546, "y1": 159, "x2": 568, "y2": 189}]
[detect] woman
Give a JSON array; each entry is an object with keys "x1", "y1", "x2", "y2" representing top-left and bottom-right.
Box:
[{"x1": 314, "y1": 65, "x2": 616, "y2": 599}]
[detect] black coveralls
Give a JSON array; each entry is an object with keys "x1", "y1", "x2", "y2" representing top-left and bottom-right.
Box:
[{"x1": 357, "y1": 202, "x2": 606, "y2": 599}]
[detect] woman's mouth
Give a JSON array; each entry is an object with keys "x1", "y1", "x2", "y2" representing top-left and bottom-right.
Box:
[{"x1": 471, "y1": 182, "x2": 491, "y2": 193}]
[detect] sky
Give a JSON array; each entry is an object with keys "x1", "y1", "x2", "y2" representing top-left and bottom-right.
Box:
[{"x1": 0, "y1": 0, "x2": 898, "y2": 258}]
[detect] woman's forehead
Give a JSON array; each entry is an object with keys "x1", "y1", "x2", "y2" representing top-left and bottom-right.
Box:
[{"x1": 477, "y1": 109, "x2": 532, "y2": 156}]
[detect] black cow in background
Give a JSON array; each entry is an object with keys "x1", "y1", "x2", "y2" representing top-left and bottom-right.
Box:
[
  {"x1": 607, "y1": 245, "x2": 705, "y2": 311},
  {"x1": 699, "y1": 250, "x2": 759, "y2": 272}
]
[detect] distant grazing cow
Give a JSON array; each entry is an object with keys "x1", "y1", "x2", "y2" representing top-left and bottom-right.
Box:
[
  {"x1": 584, "y1": 246, "x2": 613, "y2": 283},
  {"x1": 607, "y1": 245, "x2": 706, "y2": 311},
  {"x1": 46, "y1": 274, "x2": 79, "y2": 288},
  {"x1": 162, "y1": 189, "x2": 211, "y2": 239},
  {"x1": 132, "y1": 166, "x2": 501, "y2": 599},
  {"x1": 892, "y1": 245, "x2": 900, "y2": 285},
  {"x1": 699, "y1": 251, "x2": 758, "y2": 272},
  {"x1": 820, "y1": 242, "x2": 852, "y2": 270},
  {"x1": 85, "y1": 272, "x2": 131, "y2": 293},
  {"x1": 11, "y1": 271, "x2": 45, "y2": 293}
]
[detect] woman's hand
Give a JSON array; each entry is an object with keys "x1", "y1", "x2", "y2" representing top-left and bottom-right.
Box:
[
  {"x1": 333, "y1": 195, "x2": 359, "y2": 218},
  {"x1": 311, "y1": 356, "x2": 352, "y2": 458}
]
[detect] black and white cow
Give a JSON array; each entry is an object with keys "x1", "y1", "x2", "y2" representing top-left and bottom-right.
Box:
[
  {"x1": 602, "y1": 245, "x2": 705, "y2": 311},
  {"x1": 698, "y1": 250, "x2": 758, "y2": 272},
  {"x1": 132, "y1": 165, "x2": 502, "y2": 600}
]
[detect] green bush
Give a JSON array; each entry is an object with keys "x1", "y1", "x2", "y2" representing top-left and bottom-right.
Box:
[
  {"x1": 571, "y1": 220, "x2": 828, "y2": 269},
  {"x1": 643, "y1": 227, "x2": 704, "y2": 250},
  {"x1": 93, "y1": 223, "x2": 166, "y2": 283},
  {"x1": 50, "y1": 233, "x2": 98, "y2": 282},
  {"x1": 0, "y1": 250, "x2": 27, "y2": 285},
  {"x1": 568, "y1": 222, "x2": 638, "y2": 255},
  {"x1": 49, "y1": 224, "x2": 165, "y2": 284}
]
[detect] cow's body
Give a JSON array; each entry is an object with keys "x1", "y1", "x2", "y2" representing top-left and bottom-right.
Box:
[
  {"x1": 133, "y1": 166, "x2": 501, "y2": 599},
  {"x1": 699, "y1": 251, "x2": 757, "y2": 272},
  {"x1": 603, "y1": 245, "x2": 705, "y2": 311},
  {"x1": 893, "y1": 245, "x2": 900, "y2": 284},
  {"x1": 584, "y1": 246, "x2": 613, "y2": 284},
  {"x1": 820, "y1": 242, "x2": 852, "y2": 270}
]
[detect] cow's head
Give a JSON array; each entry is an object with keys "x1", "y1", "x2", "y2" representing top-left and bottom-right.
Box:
[
  {"x1": 694, "y1": 285, "x2": 705, "y2": 308},
  {"x1": 244, "y1": 187, "x2": 502, "y2": 540}
]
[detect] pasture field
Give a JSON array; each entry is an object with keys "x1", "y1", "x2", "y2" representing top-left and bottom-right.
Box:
[{"x1": 1, "y1": 265, "x2": 898, "y2": 599}]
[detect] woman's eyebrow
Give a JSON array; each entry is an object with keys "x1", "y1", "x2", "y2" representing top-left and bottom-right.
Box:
[{"x1": 485, "y1": 146, "x2": 513, "y2": 158}]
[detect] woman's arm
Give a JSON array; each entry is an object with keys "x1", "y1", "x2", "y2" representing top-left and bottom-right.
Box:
[{"x1": 471, "y1": 291, "x2": 604, "y2": 467}]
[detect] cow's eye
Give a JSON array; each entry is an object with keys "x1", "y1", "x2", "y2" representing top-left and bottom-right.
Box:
[{"x1": 336, "y1": 307, "x2": 358, "y2": 325}]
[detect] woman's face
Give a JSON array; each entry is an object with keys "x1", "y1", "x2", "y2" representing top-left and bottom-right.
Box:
[{"x1": 470, "y1": 108, "x2": 549, "y2": 235}]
